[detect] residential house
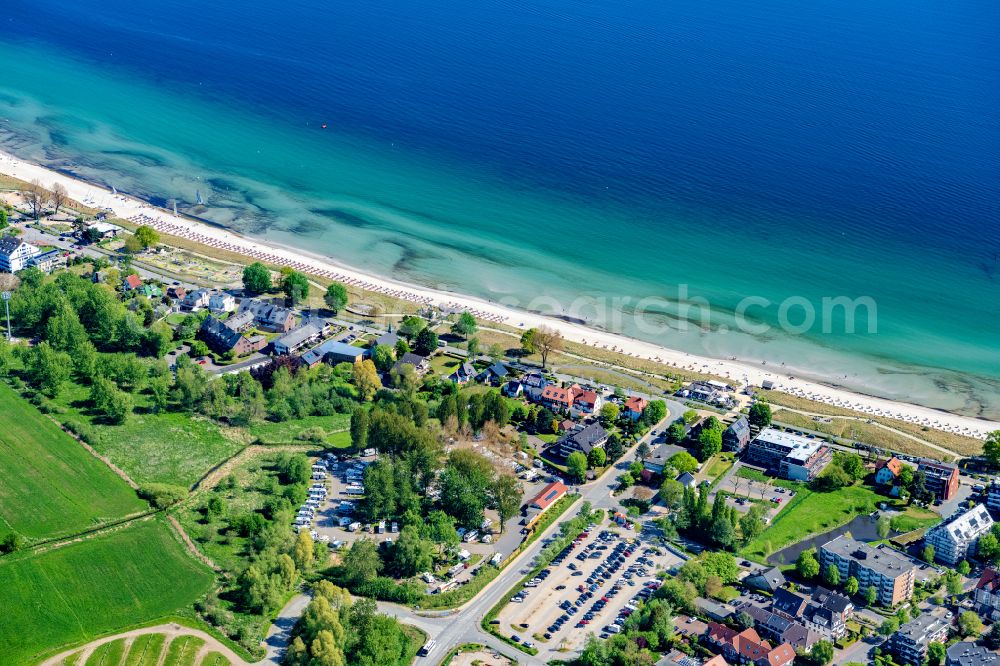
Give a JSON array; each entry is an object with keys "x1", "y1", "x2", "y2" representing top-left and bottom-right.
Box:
[
  {"x1": 200, "y1": 315, "x2": 266, "y2": 356},
  {"x1": 520, "y1": 370, "x2": 549, "y2": 402},
  {"x1": 122, "y1": 274, "x2": 143, "y2": 291},
  {"x1": 85, "y1": 221, "x2": 121, "y2": 239},
  {"x1": 273, "y1": 322, "x2": 327, "y2": 356},
  {"x1": 300, "y1": 339, "x2": 366, "y2": 367},
  {"x1": 918, "y1": 461, "x2": 960, "y2": 501},
  {"x1": 502, "y1": 380, "x2": 523, "y2": 398},
  {"x1": 724, "y1": 417, "x2": 752, "y2": 453},
  {"x1": 735, "y1": 603, "x2": 819, "y2": 651},
  {"x1": 946, "y1": 642, "x2": 1000, "y2": 666},
  {"x1": 393, "y1": 352, "x2": 430, "y2": 376},
  {"x1": 167, "y1": 285, "x2": 187, "y2": 300},
  {"x1": 745, "y1": 428, "x2": 832, "y2": 481},
  {"x1": 571, "y1": 388, "x2": 602, "y2": 418},
  {"x1": 477, "y1": 362, "x2": 509, "y2": 386},
  {"x1": 697, "y1": 599, "x2": 736, "y2": 622},
  {"x1": 806, "y1": 587, "x2": 854, "y2": 638},
  {"x1": 888, "y1": 611, "x2": 951, "y2": 666},
  {"x1": 208, "y1": 291, "x2": 236, "y2": 313},
  {"x1": 540, "y1": 383, "x2": 580, "y2": 413},
  {"x1": 819, "y1": 535, "x2": 915, "y2": 606},
  {"x1": 30, "y1": 249, "x2": 66, "y2": 273},
  {"x1": 744, "y1": 567, "x2": 786, "y2": 595},
  {"x1": 623, "y1": 396, "x2": 648, "y2": 421},
  {"x1": 525, "y1": 480, "x2": 566, "y2": 528},
  {"x1": 676, "y1": 472, "x2": 697, "y2": 488},
  {"x1": 239, "y1": 299, "x2": 295, "y2": 333},
  {"x1": 137, "y1": 283, "x2": 162, "y2": 299},
  {"x1": 182, "y1": 288, "x2": 211, "y2": 310},
  {"x1": 924, "y1": 504, "x2": 993, "y2": 565},
  {"x1": 556, "y1": 422, "x2": 609, "y2": 459},
  {"x1": 771, "y1": 588, "x2": 809, "y2": 620},
  {"x1": 373, "y1": 330, "x2": 399, "y2": 348},
  {"x1": 0, "y1": 237, "x2": 40, "y2": 273},
  {"x1": 703, "y1": 622, "x2": 795, "y2": 666},
  {"x1": 683, "y1": 381, "x2": 734, "y2": 407},
  {"x1": 875, "y1": 457, "x2": 903, "y2": 487},
  {"x1": 975, "y1": 568, "x2": 1000, "y2": 621},
  {"x1": 448, "y1": 361, "x2": 477, "y2": 384},
  {"x1": 643, "y1": 444, "x2": 673, "y2": 475}
]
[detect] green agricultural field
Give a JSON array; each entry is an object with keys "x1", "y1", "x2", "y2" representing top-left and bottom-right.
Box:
[
  {"x1": 0, "y1": 382, "x2": 145, "y2": 541},
  {"x1": 0, "y1": 518, "x2": 214, "y2": 665},
  {"x1": 161, "y1": 635, "x2": 205, "y2": 666},
  {"x1": 740, "y1": 483, "x2": 881, "y2": 561},
  {"x1": 123, "y1": 633, "x2": 166, "y2": 666},
  {"x1": 247, "y1": 413, "x2": 351, "y2": 445},
  {"x1": 52, "y1": 383, "x2": 243, "y2": 488},
  {"x1": 200, "y1": 651, "x2": 233, "y2": 666},
  {"x1": 84, "y1": 638, "x2": 126, "y2": 666}
]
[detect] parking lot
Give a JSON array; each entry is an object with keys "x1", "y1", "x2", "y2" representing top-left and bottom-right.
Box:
[{"x1": 495, "y1": 521, "x2": 683, "y2": 656}]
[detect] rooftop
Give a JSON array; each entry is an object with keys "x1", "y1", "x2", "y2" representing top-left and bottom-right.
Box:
[
  {"x1": 892, "y1": 611, "x2": 950, "y2": 644},
  {"x1": 821, "y1": 535, "x2": 916, "y2": 578},
  {"x1": 753, "y1": 428, "x2": 825, "y2": 461},
  {"x1": 947, "y1": 642, "x2": 1000, "y2": 666}
]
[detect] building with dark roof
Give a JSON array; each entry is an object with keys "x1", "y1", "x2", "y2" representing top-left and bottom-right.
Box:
[
  {"x1": 477, "y1": 362, "x2": 509, "y2": 386},
  {"x1": 393, "y1": 352, "x2": 429, "y2": 376},
  {"x1": 975, "y1": 568, "x2": 1000, "y2": 620},
  {"x1": 200, "y1": 315, "x2": 266, "y2": 356},
  {"x1": 888, "y1": 612, "x2": 951, "y2": 666},
  {"x1": 300, "y1": 339, "x2": 366, "y2": 367},
  {"x1": 273, "y1": 322, "x2": 327, "y2": 355},
  {"x1": 918, "y1": 461, "x2": 960, "y2": 501},
  {"x1": 819, "y1": 535, "x2": 916, "y2": 606},
  {"x1": 745, "y1": 567, "x2": 786, "y2": 594},
  {"x1": 239, "y1": 299, "x2": 295, "y2": 333},
  {"x1": 946, "y1": 642, "x2": 1000, "y2": 666},
  {"x1": 448, "y1": 361, "x2": 477, "y2": 384},
  {"x1": 735, "y1": 604, "x2": 818, "y2": 651},
  {"x1": 724, "y1": 416, "x2": 751, "y2": 452},
  {"x1": 556, "y1": 422, "x2": 609, "y2": 458}
]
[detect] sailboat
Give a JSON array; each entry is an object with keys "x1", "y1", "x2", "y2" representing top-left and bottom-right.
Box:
[
  {"x1": 196, "y1": 190, "x2": 205, "y2": 206},
  {"x1": 111, "y1": 185, "x2": 118, "y2": 195}
]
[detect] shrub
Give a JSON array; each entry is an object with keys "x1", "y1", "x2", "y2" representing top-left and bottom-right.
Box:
[{"x1": 138, "y1": 483, "x2": 188, "y2": 509}]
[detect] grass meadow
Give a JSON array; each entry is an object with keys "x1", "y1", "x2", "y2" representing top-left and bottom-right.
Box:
[
  {"x1": 0, "y1": 517, "x2": 215, "y2": 665},
  {"x1": 0, "y1": 382, "x2": 145, "y2": 541}
]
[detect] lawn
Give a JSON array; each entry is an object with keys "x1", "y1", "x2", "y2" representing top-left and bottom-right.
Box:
[
  {"x1": 52, "y1": 383, "x2": 243, "y2": 489},
  {"x1": 161, "y1": 635, "x2": 205, "y2": 666},
  {"x1": 740, "y1": 483, "x2": 881, "y2": 561},
  {"x1": 0, "y1": 382, "x2": 146, "y2": 542},
  {"x1": 84, "y1": 638, "x2": 126, "y2": 666},
  {"x1": 0, "y1": 517, "x2": 215, "y2": 665},
  {"x1": 703, "y1": 453, "x2": 735, "y2": 481},
  {"x1": 889, "y1": 505, "x2": 941, "y2": 533},
  {"x1": 247, "y1": 413, "x2": 351, "y2": 446},
  {"x1": 123, "y1": 634, "x2": 166, "y2": 666}
]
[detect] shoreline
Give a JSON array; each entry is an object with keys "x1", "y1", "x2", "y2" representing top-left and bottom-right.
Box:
[{"x1": 1, "y1": 149, "x2": 995, "y2": 440}]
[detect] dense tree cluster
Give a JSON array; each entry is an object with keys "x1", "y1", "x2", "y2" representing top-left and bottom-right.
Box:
[{"x1": 664, "y1": 484, "x2": 765, "y2": 550}]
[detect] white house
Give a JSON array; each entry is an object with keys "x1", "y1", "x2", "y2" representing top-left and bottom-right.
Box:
[
  {"x1": 208, "y1": 291, "x2": 236, "y2": 313},
  {"x1": 0, "y1": 237, "x2": 40, "y2": 273},
  {"x1": 924, "y1": 504, "x2": 993, "y2": 565}
]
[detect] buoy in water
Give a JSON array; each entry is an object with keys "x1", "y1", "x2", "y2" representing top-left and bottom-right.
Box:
[{"x1": 321, "y1": 124, "x2": 328, "y2": 129}]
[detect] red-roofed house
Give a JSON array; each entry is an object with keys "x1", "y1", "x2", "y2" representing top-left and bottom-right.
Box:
[
  {"x1": 623, "y1": 396, "x2": 648, "y2": 421},
  {"x1": 122, "y1": 274, "x2": 143, "y2": 291},
  {"x1": 540, "y1": 384, "x2": 580, "y2": 413},
  {"x1": 704, "y1": 623, "x2": 794, "y2": 666},
  {"x1": 875, "y1": 457, "x2": 903, "y2": 486},
  {"x1": 975, "y1": 568, "x2": 1000, "y2": 620},
  {"x1": 526, "y1": 480, "x2": 568, "y2": 529},
  {"x1": 571, "y1": 389, "x2": 602, "y2": 417}
]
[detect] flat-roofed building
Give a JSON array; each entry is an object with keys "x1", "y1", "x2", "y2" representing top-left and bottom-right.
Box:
[
  {"x1": 888, "y1": 612, "x2": 951, "y2": 666},
  {"x1": 819, "y1": 535, "x2": 915, "y2": 606},
  {"x1": 745, "y1": 428, "x2": 832, "y2": 481}
]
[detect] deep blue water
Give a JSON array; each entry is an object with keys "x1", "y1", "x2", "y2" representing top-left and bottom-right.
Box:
[{"x1": 2, "y1": 0, "x2": 999, "y2": 416}]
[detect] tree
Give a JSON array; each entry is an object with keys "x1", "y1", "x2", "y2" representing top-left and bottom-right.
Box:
[
  {"x1": 282, "y1": 271, "x2": 309, "y2": 304},
  {"x1": 350, "y1": 408, "x2": 369, "y2": 450},
  {"x1": 294, "y1": 529, "x2": 315, "y2": 570},
  {"x1": 635, "y1": 441, "x2": 652, "y2": 462},
  {"x1": 392, "y1": 525, "x2": 433, "y2": 577},
  {"x1": 659, "y1": 479, "x2": 684, "y2": 509},
  {"x1": 26, "y1": 180, "x2": 46, "y2": 219},
  {"x1": 796, "y1": 549, "x2": 820, "y2": 579},
  {"x1": 533, "y1": 326, "x2": 563, "y2": 368},
  {"x1": 957, "y1": 560, "x2": 971, "y2": 575},
  {"x1": 682, "y1": 409, "x2": 699, "y2": 424},
  {"x1": 985, "y1": 430, "x2": 1000, "y2": 468},
  {"x1": 567, "y1": 452, "x2": 588, "y2": 483},
  {"x1": 519, "y1": 328, "x2": 537, "y2": 355},
  {"x1": 341, "y1": 539, "x2": 382, "y2": 584},
  {"x1": 465, "y1": 336, "x2": 479, "y2": 358},
  {"x1": 877, "y1": 515, "x2": 891, "y2": 539},
  {"x1": 748, "y1": 402, "x2": 772, "y2": 428},
  {"x1": 26, "y1": 342, "x2": 71, "y2": 396},
  {"x1": 426, "y1": 510, "x2": 459, "y2": 551},
  {"x1": 985, "y1": 622, "x2": 1000, "y2": 650},
  {"x1": 588, "y1": 447, "x2": 608, "y2": 468},
  {"x1": 739, "y1": 506, "x2": 766, "y2": 545},
  {"x1": 809, "y1": 640, "x2": 834, "y2": 666},
  {"x1": 922, "y1": 543, "x2": 935, "y2": 564},
  {"x1": 414, "y1": 327, "x2": 438, "y2": 356},
  {"x1": 979, "y1": 532, "x2": 1000, "y2": 564},
  {"x1": 959, "y1": 611, "x2": 983, "y2": 637},
  {"x1": 668, "y1": 452, "x2": 699, "y2": 474},
  {"x1": 844, "y1": 576, "x2": 859, "y2": 596},
  {"x1": 927, "y1": 642, "x2": 946, "y2": 666},
  {"x1": 451, "y1": 311, "x2": 477, "y2": 339},
  {"x1": 492, "y1": 474, "x2": 521, "y2": 532},
  {"x1": 323, "y1": 282, "x2": 348, "y2": 313},
  {"x1": 696, "y1": 426, "x2": 722, "y2": 461},
  {"x1": 642, "y1": 400, "x2": 667, "y2": 425},
  {"x1": 122, "y1": 234, "x2": 145, "y2": 254},
  {"x1": 50, "y1": 182, "x2": 68, "y2": 215},
  {"x1": 878, "y1": 617, "x2": 899, "y2": 636},
  {"x1": 352, "y1": 359, "x2": 381, "y2": 401},
  {"x1": 0, "y1": 207, "x2": 8, "y2": 229},
  {"x1": 823, "y1": 562, "x2": 840, "y2": 587},
  {"x1": 898, "y1": 464, "x2": 914, "y2": 488},
  {"x1": 399, "y1": 316, "x2": 426, "y2": 338},
  {"x1": 667, "y1": 421, "x2": 687, "y2": 444},
  {"x1": 370, "y1": 344, "x2": 394, "y2": 373},
  {"x1": 865, "y1": 585, "x2": 877, "y2": 607},
  {"x1": 600, "y1": 402, "x2": 620, "y2": 424},
  {"x1": 834, "y1": 451, "x2": 866, "y2": 480},
  {"x1": 133, "y1": 225, "x2": 160, "y2": 249},
  {"x1": 606, "y1": 436, "x2": 625, "y2": 462},
  {"x1": 242, "y1": 262, "x2": 272, "y2": 294}
]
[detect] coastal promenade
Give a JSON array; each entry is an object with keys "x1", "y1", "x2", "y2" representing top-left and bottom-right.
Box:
[{"x1": 1, "y1": 150, "x2": 996, "y2": 440}]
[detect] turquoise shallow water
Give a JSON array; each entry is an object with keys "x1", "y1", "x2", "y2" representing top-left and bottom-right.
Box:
[{"x1": 1, "y1": 0, "x2": 999, "y2": 417}]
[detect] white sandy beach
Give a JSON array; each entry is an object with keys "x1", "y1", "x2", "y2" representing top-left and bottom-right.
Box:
[{"x1": 2, "y1": 149, "x2": 996, "y2": 441}]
